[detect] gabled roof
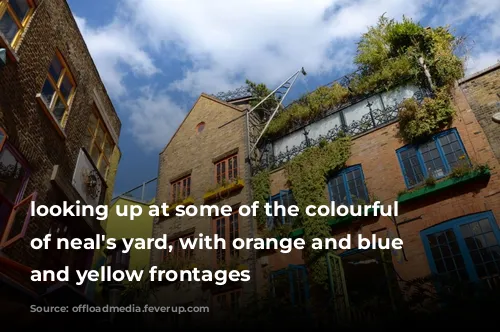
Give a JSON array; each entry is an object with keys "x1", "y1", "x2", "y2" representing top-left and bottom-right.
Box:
[{"x1": 159, "y1": 93, "x2": 248, "y2": 155}]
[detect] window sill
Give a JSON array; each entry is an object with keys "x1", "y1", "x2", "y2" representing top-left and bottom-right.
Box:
[
  {"x1": 203, "y1": 179, "x2": 245, "y2": 203},
  {"x1": 163, "y1": 196, "x2": 195, "y2": 217},
  {"x1": 0, "y1": 32, "x2": 20, "y2": 65},
  {"x1": 398, "y1": 168, "x2": 491, "y2": 204},
  {"x1": 35, "y1": 94, "x2": 67, "y2": 140}
]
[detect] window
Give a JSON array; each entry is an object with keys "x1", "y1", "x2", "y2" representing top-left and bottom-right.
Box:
[
  {"x1": 106, "y1": 240, "x2": 131, "y2": 272},
  {"x1": 0, "y1": 0, "x2": 34, "y2": 47},
  {"x1": 421, "y1": 211, "x2": 500, "y2": 288},
  {"x1": 270, "y1": 265, "x2": 309, "y2": 307},
  {"x1": 213, "y1": 289, "x2": 241, "y2": 314},
  {"x1": 87, "y1": 107, "x2": 115, "y2": 179},
  {"x1": 213, "y1": 210, "x2": 239, "y2": 264},
  {"x1": 327, "y1": 165, "x2": 369, "y2": 206},
  {"x1": 39, "y1": 51, "x2": 76, "y2": 128},
  {"x1": 397, "y1": 129, "x2": 470, "y2": 188},
  {"x1": 43, "y1": 219, "x2": 93, "y2": 288},
  {"x1": 268, "y1": 190, "x2": 297, "y2": 229},
  {"x1": 215, "y1": 154, "x2": 238, "y2": 185},
  {"x1": 171, "y1": 175, "x2": 191, "y2": 203},
  {"x1": 0, "y1": 129, "x2": 35, "y2": 249},
  {"x1": 196, "y1": 122, "x2": 205, "y2": 133},
  {"x1": 162, "y1": 234, "x2": 194, "y2": 262}
]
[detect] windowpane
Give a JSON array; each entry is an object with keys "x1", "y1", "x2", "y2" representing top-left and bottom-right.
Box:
[
  {"x1": 103, "y1": 137, "x2": 113, "y2": 160},
  {"x1": 51, "y1": 96, "x2": 66, "y2": 124},
  {"x1": 328, "y1": 166, "x2": 369, "y2": 206},
  {"x1": 398, "y1": 130, "x2": 469, "y2": 188},
  {"x1": 59, "y1": 74, "x2": 73, "y2": 101},
  {"x1": 0, "y1": 10, "x2": 19, "y2": 43},
  {"x1": 424, "y1": 213, "x2": 500, "y2": 289},
  {"x1": 98, "y1": 159, "x2": 108, "y2": 175},
  {"x1": 41, "y1": 79, "x2": 56, "y2": 106},
  {"x1": 10, "y1": 0, "x2": 31, "y2": 23},
  {"x1": 90, "y1": 145, "x2": 100, "y2": 165},
  {"x1": 49, "y1": 57, "x2": 63, "y2": 81},
  {"x1": 95, "y1": 125, "x2": 105, "y2": 146}
]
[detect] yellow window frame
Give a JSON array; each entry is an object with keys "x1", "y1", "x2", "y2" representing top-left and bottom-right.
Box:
[
  {"x1": 43, "y1": 50, "x2": 76, "y2": 128},
  {"x1": 87, "y1": 107, "x2": 114, "y2": 180},
  {"x1": 0, "y1": 0, "x2": 35, "y2": 48}
]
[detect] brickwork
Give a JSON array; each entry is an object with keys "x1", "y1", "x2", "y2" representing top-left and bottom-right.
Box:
[
  {"x1": 264, "y1": 84, "x2": 500, "y2": 289},
  {"x1": 153, "y1": 94, "x2": 254, "y2": 313},
  {"x1": 0, "y1": 0, "x2": 121, "y2": 269},
  {"x1": 459, "y1": 64, "x2": 500, "y2": 161}
]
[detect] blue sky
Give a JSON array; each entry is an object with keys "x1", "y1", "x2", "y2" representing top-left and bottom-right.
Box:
[{"x1": 66, "y1": 0, "x2": 500, "y2": 198}]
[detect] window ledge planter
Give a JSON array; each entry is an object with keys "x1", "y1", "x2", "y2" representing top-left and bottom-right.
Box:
[
  {"x1": 203, "y1": 179, "x2": 245, "y2": 202},
  {"x1": 398, "y1": 168, "x2": 491, "y2": 204},
  {"x1": 165, "y1": 196, "x2": 195, "y2": 216}
]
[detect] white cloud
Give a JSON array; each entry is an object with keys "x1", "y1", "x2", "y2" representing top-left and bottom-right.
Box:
[
  {"x1": 466, "y1": 51, "x2": 500, "y2": 75},
  {"x1": 124, "y1": 0, "x2": 430, "y2": 96},
  {"x1": 74, "y1": 16, "x2": 158, "y2": 97},
  {"x1": 124, "y1": 87, "x2": 187, "y2": 151},
  {"x1": 73, "y1": 0, "x2": 500, "y2": 150}
]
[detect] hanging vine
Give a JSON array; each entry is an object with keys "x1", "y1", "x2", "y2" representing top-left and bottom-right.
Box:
[{"x1": 286, "y1": 136, "x2": 352, "y2": 286}]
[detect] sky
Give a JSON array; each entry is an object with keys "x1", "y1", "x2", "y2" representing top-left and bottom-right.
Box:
[{"x1": 66, "y1": 0, "x2": 500, "y2": 198}]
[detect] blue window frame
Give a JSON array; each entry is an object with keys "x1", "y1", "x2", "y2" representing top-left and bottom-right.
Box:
[
  {"x1": 270, "y1": 264, "x2": 310, "y2": 307},
  {"x1": 327, "y1": 165, "x2": 369, "y2": 205},
  {"x1": 268, "y1": 190, "x2": 297, "y2": 229},
  {"x1": 397, "y1": 128, "x2": 470, "y2": 189},
  {"x1": 421, "y1": 211, "x2": 500, "y2": 286}
]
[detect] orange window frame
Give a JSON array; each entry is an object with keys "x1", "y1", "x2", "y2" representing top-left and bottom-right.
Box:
[
  {"x1": 214, "y1": 154, "x2": 238, "y2": 185},
  {"x1": 40, "y1": 50, "x2": 76, "y2": 128},
  {"x1": 0, "y1": 0, "x2": 35, "y2": 48},
  {"x1": 171, "y1": 175, "x2": 191, "y2": 203},
  {"x1": 162, "y1": 234, "x2": 194, "y2": 262},
  {"x1": 212, "y1": 210, "x2": 239, "y2": 265},
  {"x1": 87, "y1": 106, "x2": 114, "y2": 180}
]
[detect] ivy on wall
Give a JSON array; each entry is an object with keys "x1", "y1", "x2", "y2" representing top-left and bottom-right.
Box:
[
  {"x1": 286, "y1": 136, "x2": 351, "y2": 286},
  {"x1": 245, "y1": 15, "x2": 466, "y2": 287},
  {"x1": 251, "y1": 169, "x2": 271, "y2": 228}
]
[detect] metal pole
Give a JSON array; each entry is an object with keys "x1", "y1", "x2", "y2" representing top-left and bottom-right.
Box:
[{"x1": 247, "y1": 69, "x2": 302, "y2": 116}]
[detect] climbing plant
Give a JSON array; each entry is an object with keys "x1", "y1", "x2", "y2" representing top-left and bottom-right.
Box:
[
  {"x1": 286, "y1": 136, "x2": 352, "y2": 286},
  {"x1": 251, "y1": 170, "x2": 271, "y2": 228}
]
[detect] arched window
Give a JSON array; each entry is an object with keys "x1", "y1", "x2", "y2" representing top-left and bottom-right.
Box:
[{"x1": 196, "y1": 122, "x2": 205, "y2": 133}]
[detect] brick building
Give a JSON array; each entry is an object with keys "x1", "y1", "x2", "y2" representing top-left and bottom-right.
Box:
[
  {"x1": 459, "y1": 63, "x2": 500, "y2": 160},
  {"x1": 0, "y1": 0, "x2": 121, "y2": 326},
  {"x1": 255, "y1": 74, "x2": 500, "y2": 325},
  {"x1": 150, "y1": 92, "x2": 256, "y2": 327}
]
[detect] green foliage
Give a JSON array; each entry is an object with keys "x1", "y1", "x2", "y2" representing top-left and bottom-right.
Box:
[
  {"x1": 398, "y1": 88, "x2": 455, "y2": 143},
  {"x1": 285, "y1": 137, "x2": 352, "y2": 286},
  {"x1": 251, "y1": 170, "x2": 271, "y2": 228},
  {"x1": 267, "y1": 84, "x2": 350, "y2": 137},
  {"x1": 247, "y1": 15, "x2": 464, "y2": 139},
  {"x1": 246, "y1": 79, "x2": 280, "y2": 118}
]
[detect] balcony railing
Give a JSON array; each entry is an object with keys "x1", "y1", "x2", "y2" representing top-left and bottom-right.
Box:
[{"x1": 254, "y1": 85, "x2": 431, "y2": 173}]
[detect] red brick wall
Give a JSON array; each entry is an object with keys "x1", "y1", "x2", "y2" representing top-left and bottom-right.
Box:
[{"x1": 265, "y1": 85, "x2": 500, "y2": 283}]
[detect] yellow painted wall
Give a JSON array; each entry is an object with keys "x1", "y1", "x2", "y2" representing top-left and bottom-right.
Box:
[
  {"x1": 105, "y1": 197, "x2": 154, "y2": 271},
  {"x1": 86, "y1": 196, "x2": 154, "y2": 302}
]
